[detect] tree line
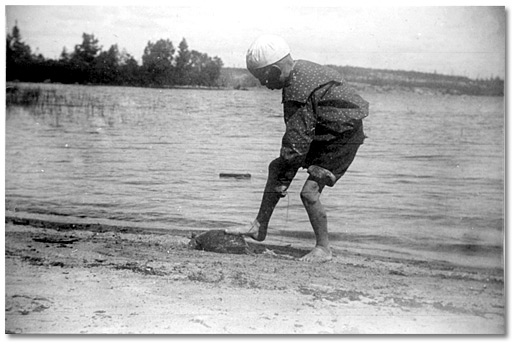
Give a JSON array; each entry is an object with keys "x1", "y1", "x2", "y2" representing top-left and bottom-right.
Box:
[
  {"x1": 6, "y1": 24, "x2": 223, "y2": 88},
  {"x1": 7, "y1": 23, "x2": 503, "y2": 96}
]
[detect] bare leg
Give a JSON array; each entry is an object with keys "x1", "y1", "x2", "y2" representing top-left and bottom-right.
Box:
[
  {"x1": 226, "y1": 158, "x2": 294, "y2": 242},
  {"x1": 299, "y1": 178, "x2": 333, "y2": 262}
]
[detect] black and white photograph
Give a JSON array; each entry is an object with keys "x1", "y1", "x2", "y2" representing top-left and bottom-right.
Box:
[{"x1": 4, "y1": 2, "x2": 508, "y2": 335}]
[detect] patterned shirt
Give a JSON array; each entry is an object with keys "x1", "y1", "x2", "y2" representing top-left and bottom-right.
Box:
[{"x1": 280, "y1": 60, "x2": 369, "y2": 167}]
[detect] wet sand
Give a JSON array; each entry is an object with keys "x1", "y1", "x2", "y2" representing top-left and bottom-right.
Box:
[{"x1": 5, "y1": 212, "x2": 505, "y2": 334}]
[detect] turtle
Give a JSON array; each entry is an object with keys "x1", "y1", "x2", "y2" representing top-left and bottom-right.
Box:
[{"x1": 188, "y1": 229, "x2": 252, "y2": 255}]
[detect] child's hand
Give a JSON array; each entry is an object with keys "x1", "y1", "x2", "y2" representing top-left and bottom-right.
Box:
[{"x1": 275, "y1": 185, "x2": 288, "y2": 197}]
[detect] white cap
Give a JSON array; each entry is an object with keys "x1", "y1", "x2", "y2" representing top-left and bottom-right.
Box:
[{"x1": 246, "y1": 35, "x2": 290, "y2": 71}]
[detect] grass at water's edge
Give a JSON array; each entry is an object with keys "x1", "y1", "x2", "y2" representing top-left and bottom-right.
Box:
[{"x1": 6, "y1": 85, "x2": 42, "y2": 106}]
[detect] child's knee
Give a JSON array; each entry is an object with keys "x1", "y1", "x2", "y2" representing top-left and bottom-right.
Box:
[
  {"x1": 300, "y1": 185, "x2": 320, "y2": 205},
  {"x1": 268, "y1": 158, "x2": 283, "y2": 173},
  {"x1": 268, "y1": 157, "x2": 297, "y2": 186}
]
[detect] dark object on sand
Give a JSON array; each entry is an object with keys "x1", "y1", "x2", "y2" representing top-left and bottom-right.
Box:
[
  {"x1": 33, "y1": 236, "x2": 80, "y2": 244},
  {"x1": 219, "y1": 173, "x2": 251, "y2": 180},
  {"x1": 188, "y1": 230, "x2": 251, "y2": 255}
]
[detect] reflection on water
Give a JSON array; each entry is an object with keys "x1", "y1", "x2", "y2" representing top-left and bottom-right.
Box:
[{"x1": 5, "y1": 83, "x2": 504, "y2": 268}]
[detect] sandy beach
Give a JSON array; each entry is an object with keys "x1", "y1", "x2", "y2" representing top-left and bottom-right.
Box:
[{"x1": 5, "y1": 212, "x2": 504, "y2": 335}]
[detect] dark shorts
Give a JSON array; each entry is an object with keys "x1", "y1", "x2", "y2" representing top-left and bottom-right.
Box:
[{"x1": 303, "y1": 121, "x2": 365, "y2": 183}]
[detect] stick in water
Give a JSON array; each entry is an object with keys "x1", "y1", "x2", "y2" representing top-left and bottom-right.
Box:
[{"x1": 219, "y1": 173, "x2": 252, "y2": 179}]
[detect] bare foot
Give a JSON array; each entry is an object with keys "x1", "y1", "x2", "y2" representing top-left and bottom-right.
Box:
[
  {"x1": 224, "y1": 221, "x2": 267, "y2": 241},
  {"x1": 299, "y1": 246, "x2": 333, "y2": 263}
]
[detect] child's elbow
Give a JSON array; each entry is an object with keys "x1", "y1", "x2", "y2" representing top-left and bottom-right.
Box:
[
  {"x1": 361, "y1": 99, "x2": 369, "y2": 117},
  {"x1": 352, "y1": 97, "x2": 369, "y2": 118}
]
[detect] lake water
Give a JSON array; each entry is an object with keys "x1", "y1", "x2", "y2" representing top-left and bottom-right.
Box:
[{"x1": 5, "y1": 83, "x2": 504, "y2": 269}]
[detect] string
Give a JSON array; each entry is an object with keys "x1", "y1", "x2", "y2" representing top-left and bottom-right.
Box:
[{"x1": 280, "y1": 192, "x2": 290, "y2": 244}]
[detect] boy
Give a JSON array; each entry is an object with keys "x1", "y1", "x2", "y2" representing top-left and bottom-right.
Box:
[{"x1": 226, "y1": 35, "x2": 368, "y2": 262}]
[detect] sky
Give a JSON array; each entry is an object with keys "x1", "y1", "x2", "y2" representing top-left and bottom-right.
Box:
[{"x1": 4, "y1": 2, "x2": 507, "y2": 79}]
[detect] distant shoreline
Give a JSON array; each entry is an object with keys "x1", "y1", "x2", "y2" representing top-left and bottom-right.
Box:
[
  {"x1": 219, "y1": 66, "x2": 504, "y2": 97},
  {"x1": 7, "y1": 80, "x2": 505, "y2": 98}
]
